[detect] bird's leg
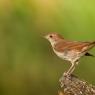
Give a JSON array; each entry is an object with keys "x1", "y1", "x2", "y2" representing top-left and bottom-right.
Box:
[
  {"x1": 64, "y1": 61, "x2": 75, "y2": 76},
  {"x1": 65, "y1": 61, "x2": 79, "y2": 76},
  {"x1": 60, "y1": 61, "x2": 79, "y2": 82},
  {"x1": 70, "y1": 61, "x2": 79, "y2": 74},
  {"x1": 59, "y1": 62, "x2": 75, "y2": 83},
  {"x1": 59, "y1": 63, "x2": 74, "y2": 82}
]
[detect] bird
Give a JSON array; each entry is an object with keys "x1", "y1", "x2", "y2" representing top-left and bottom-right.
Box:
[{"x1": 44, "y1": 33, "x2": 95, "y2": 76}]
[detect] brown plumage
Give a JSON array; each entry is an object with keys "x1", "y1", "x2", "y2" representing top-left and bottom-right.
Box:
[
  {"x1": 44, "y1": 33, "x2": 95, "y2": 76},
  {"x1": 54, "y1": 41, "x2": 95, "y2": 53}
]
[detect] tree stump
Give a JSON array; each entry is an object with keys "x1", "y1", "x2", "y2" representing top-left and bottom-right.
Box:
[{"x1": 58, "y1": 74, "x2": 95, "y2": 95}]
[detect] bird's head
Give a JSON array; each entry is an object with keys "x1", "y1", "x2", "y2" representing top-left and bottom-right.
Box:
[{"x1": 44, "y1": 33, "x2": 64, "y2": 45}]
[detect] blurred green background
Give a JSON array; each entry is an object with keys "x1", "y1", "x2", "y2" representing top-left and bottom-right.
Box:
[{"x1": 0, "y1": 0, "x2": 95, "y2": 95}]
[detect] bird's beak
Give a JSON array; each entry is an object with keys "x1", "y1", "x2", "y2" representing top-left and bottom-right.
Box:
[{"x1": 43, "y1": 35, "x2": 47, "y2": 39}]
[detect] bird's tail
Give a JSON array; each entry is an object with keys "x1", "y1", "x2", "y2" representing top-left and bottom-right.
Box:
[
  {"x1": 92, "y1": 41, "x2": 95, "y2": 44},
  {"x1": 86, "y1": 41, "x2": 95, "y2": 57},
  {"x1": 84, "y1": 41, "x2": 95, "y2": 56},
  {"x1": 89, "y1": 41, "x2": 95, "y2": 49},
  {"x1": 91, "y1": 41, "x2": 95, "y2": 45}
]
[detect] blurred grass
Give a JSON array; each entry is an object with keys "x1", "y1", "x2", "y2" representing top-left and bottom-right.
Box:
[{"x1": 0, "y1": 0, "x2": 95, "y2": 95}]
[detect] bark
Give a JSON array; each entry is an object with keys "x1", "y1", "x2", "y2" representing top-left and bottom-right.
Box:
[{"x1": 58, "y1": 74, "x2": 95, "y2": 95}]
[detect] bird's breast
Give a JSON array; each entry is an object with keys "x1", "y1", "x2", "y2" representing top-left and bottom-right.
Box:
[{"x1": 53, "y1": 49, "x2": 70, "y2": 61}]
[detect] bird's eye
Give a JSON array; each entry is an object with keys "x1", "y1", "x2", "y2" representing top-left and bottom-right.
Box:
[{"x1": 50, "y1": 35, "x2": 53, "y2": 38}]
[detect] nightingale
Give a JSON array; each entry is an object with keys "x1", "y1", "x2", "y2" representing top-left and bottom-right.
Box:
[{"x1": 44, "y1": 33, "x2": 95, "y2": 76}]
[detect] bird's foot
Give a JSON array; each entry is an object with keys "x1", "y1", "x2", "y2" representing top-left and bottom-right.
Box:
[
  {"x1": 59, "y1": 72, "x2": 70, "y2": 87},
  {"x1": 63, "y1": 72, "x2": 70, "y2": 77},
  {"x1": 59, "y1": 72, "x2": 70, "y2": 82}
]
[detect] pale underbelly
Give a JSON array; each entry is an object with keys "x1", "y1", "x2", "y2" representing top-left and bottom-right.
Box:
[{"x1": 53, "y1": 49, "x2": 84, "y2": 62}]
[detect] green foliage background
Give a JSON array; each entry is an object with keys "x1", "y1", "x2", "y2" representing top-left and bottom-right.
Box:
[{"x1": 0, "y1": 0, "x2": 95, "y2": 95}]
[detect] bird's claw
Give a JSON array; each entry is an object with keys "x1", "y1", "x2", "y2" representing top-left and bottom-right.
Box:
[
  {"x1": 59, "y1": 72, "x2": 70, "y2": 82},
  {"x1": 59, "y1": 72, "x2": 71, "y2": 87},
  {"x1": 63, "y1": 72, "x2": 70, "y2": 77}
]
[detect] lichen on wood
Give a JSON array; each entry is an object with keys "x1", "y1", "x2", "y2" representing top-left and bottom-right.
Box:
[{"x1": 58, "y1": 74, "x2": 95, "y2": 95}]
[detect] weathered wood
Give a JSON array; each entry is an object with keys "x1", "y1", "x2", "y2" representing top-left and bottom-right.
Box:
[{"x1": 58, "y1": 74, "x2": 95, "y2": 95}]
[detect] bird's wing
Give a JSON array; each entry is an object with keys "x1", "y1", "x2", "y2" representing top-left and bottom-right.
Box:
[
  {"x1": 68, "y1": 41, "x2": 95, "y2": 52},
  {"x1": 54, "y1": 40, "x2": 95, "y2": 53}
]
